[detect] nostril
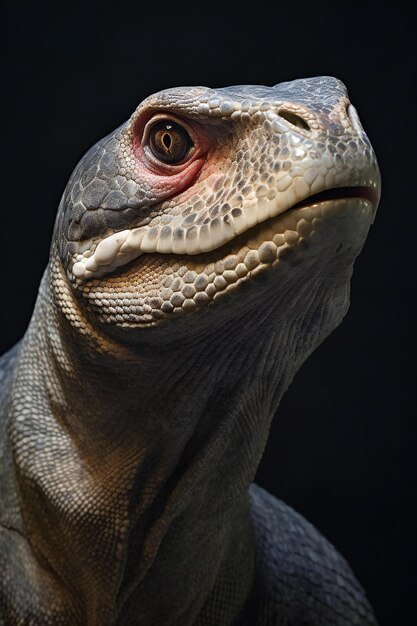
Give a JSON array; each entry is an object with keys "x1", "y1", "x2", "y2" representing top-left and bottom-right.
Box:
[{"x1": 277, "y1": 109, "x2": 310, "y2": 131}]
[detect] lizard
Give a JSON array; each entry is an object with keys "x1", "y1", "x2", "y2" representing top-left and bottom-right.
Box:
[{"x1": 0, "y1": 76, "x2": 381, "y2": 625}]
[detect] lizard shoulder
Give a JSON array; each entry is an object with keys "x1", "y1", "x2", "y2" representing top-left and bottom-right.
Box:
[{"x1": 249, "y1": 484, "x2": 377, "y2": 625}]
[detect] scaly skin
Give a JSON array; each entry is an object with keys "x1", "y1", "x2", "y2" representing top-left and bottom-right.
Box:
[{"x1": 0, "y1": 76, "x2": 380, "y2": 625}]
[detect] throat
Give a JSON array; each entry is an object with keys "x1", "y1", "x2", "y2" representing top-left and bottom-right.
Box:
[
  {"x1": 9, "y1": 278, "x2": 268, "y2": 623},
  {"x1": 9, "y1": 256, "x2": 349, "y2": 623}
]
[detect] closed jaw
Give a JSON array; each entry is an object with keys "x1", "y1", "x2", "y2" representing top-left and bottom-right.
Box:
[{"x1": 71, "y1": 181, "x2": 378, "y2": 282}]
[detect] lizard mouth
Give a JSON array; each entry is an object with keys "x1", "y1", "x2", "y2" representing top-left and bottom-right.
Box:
[
  {"x1": 291, "y1": 186, "x2": 378, "y2": 210},
  {"x1": 175, "y1": 185, "x2": 378, "y2": 266},
  {"x1": 71, "y1": 185, "x2": 379, "y2": 283},
  {"x1": 78, "y1": 190, "x2": 376, "y2": 328}
]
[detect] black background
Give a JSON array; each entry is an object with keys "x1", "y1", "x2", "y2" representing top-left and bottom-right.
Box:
[{"x1": 1, "y1": 2, "x2": 415, "y2": 624}]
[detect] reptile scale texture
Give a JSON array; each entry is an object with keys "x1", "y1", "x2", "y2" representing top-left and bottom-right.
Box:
[{"x1": 0, "y1": 77, "x2": 381, "y2": 625}]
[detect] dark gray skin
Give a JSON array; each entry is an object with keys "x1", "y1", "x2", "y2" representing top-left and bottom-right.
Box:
[{"x1": 0, "y1": 76, "x2": 380, "y2": 625}]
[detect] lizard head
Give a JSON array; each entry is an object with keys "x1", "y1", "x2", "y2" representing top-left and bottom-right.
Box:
[{"x1": 52, "y1": 77, "x2": 380, "y2": 340}]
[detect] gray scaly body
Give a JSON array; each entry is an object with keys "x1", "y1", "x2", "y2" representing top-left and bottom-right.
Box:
[{"x1": 0, "y1": 76, "x2": 380, "y2": 625}]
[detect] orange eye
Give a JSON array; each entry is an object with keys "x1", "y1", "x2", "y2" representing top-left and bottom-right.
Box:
[{"x1": 148, "y1": 121, "x2": 193, "y2": 164}]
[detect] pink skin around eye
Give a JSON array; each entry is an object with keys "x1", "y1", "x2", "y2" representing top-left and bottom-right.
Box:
[{"x1": 132, "y1": 113, "x2": 215, "y2": 202}]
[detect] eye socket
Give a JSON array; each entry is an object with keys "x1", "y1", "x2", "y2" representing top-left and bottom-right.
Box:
[{"x1": 148, "y1": 120, "x2": 193, "y2": 164}]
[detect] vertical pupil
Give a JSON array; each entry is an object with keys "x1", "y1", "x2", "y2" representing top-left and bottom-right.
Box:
[{"x1": 162, "y1": 133, "x2": 172, "y2": 151}]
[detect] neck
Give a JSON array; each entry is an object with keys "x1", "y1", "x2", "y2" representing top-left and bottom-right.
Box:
[{"x1": 9, "y1": 258, "x2": 350, "y2": 624}]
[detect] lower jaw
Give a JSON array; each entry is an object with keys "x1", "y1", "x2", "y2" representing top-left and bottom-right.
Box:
[{"x1": 79, "y1": 197, "x2": 374, "y2": 329}]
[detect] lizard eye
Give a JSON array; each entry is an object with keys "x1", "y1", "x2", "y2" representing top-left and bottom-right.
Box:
[{"x1": 148, "y1": 120, "x2": 193, "y2": 164}]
